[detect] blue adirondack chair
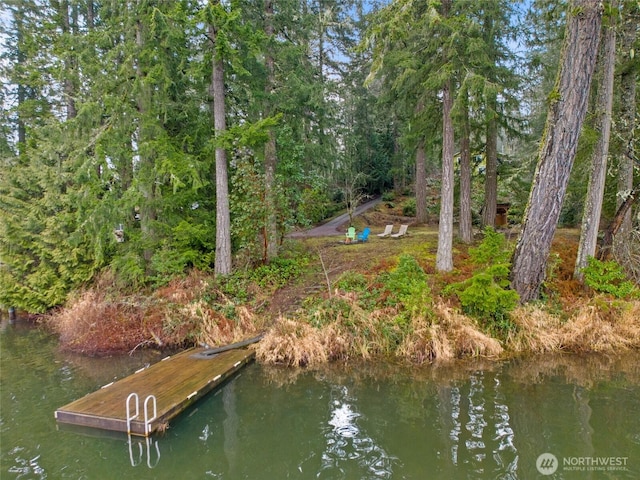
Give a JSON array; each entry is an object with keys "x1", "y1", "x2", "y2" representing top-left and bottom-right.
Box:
[{"x1": 357, "y1": 227, "x2": 371, "y2": 242}]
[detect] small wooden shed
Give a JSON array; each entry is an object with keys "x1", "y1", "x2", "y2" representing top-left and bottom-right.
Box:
[{"x1": 495, "y1": 203, "x2": 511, "y2": 226}]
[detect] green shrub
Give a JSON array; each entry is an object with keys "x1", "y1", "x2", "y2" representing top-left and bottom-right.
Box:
[
  {"x1": 381, "y1": 191, "x2": 396, "y2": 202},
  {"x1": 249, "y1": 256, "x2": 309, "y2": 289},
  {"x1": 468, "y1": 227, "x2": 512, "y2": 265},
  {"x1": 582, "y1": 257, "x2": 639, "y2": 299},
  {"x1": 402, "y1": 198, "x2": 416, "y2": 217},
  {"x1": 454, "y1": 264, "x2": 519, "y2": 327},
  {"x1": 381, "y1": 254, "x2": 431, "y2": 317},
  {"x1": 297, "y1": 187, "x2": 333, "y2": 225},
  {"x1": 335, "y1": 271, "x2": 368, "y2": 292},
  {"x1": 445, "y1": 228, "x2": 518, "y2": 334}
]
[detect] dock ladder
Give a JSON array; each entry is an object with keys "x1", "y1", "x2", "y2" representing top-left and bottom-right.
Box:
[{"x1": 126, "y1": 393, "x2": 157, "y2": 436}]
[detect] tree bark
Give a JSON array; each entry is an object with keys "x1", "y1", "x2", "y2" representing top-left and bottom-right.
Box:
[
  {"x1": 614, "y1": 0, "x2": 638, "y2": 248},
  {"x1": 208, "y1": 13, "x2": 232, "y2": 276},
  {"x1": 264, "y1": 0, "x2": 278, "y2": 261},
  {"x1": 415, "y1": 140, "x2": 428, "y2": 224},
  {"x1": 60, "y1": 0, "x2": 77, "y2": 120},
  {"x1": 598, "y1": 185, "x2": 640, "y2": 261},
  {"x1": 135, "y1": 14, "x2": 157, "y2": 266},
  {"x1": 483, "y1": 100, "x2": 498, "y2": 229},
  {"x1": 436, "y1": 77, "x2": 455, "y2": 272},
  {"x1": 510, "y1": 0, "x2": 602, "y2": 302},
  {"x1": 574, "y1": 3, "x2": 616, "y2": 280},
  {"x1": 459, "y1": 90, "x2": 473, "y2": 243}
]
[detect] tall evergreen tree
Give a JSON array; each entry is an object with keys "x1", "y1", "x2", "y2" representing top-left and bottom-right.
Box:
[
  {"x1": 510, "y1": 0, "x2": 603, "y2": 302},
  {"x1": 574, "y1": 1, "x2": 617, "y2": 280},
  {"x1": 207, "y1": 0, "x2": 232, "y2": 276},
  {"x1": 614, "y1": 0, "x2": 638, "y2": 247}
]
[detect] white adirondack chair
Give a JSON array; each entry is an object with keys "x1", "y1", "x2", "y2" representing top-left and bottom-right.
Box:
[
  {"x1": 390, "y1": 224, "x2": 409, "y2": 238},
  {"x1": 377, "y1": 224, "x2": 394, "y2": 237}
]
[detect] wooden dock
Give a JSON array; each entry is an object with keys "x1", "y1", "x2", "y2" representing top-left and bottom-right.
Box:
[{"x1": 55, "y1": 347, "x2": 255, "y2": 436}]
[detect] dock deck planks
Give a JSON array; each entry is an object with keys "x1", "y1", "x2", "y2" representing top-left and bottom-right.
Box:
[{"x1": 55, "y1": 347, "x2": 254, "y2": 436}]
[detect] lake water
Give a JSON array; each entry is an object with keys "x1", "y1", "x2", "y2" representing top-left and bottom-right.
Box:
[{"x1": 1, "y1": 319, "x2": 639, "y2": 479}]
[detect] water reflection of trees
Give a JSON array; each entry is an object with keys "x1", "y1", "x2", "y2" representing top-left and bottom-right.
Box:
[
  {"x1": 251, "y1": 355, "x2": 640, "y2": 478},
  {"x1": 318, "y1": 385, "x2": 399, "y2": 479}
]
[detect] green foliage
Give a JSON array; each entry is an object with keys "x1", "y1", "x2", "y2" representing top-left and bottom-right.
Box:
[
  {"x1": 149, "y1": 221, "x2": 215, "y2": 285},
  {"x1": 296, "y1": 186, "x2": 333, "y2": 225},
  {"x1": 303, "y1": 256, "x2": 432, "y2": 350},
  {"x1": 381, "y1": 254, "x2": 431, "y2": 317},
  {"x1": 335, "y1": 271, "x2": 369, "y2": 292},
  {"x1": 402, "y1": 198, "x2": 416, "y2": 217},
  {"x1": 468, "y1": 227, "x2": 512, "y2": 265},
  {"x1": 110, "y1": 251, "x2": 147, "y2": 290},
  {"x1": 445, "y1": 228, "x2": 518, "y2": 334},
  {"x1": 334, "y1": 271, "x2": 380, "y2": 311},
  {"x1": 454, "y1": 264, "x2": 519, "y2": 329},
  {"x1": 214, "y1": 250, "x2": 309, "y2": 302},
  {"x1": 582, "y1": 257, "x2": 639, "y2": 299},
  {"x1": 381, "y1": 191, "x2": 396, "y2": 202},
  {"x1": 249, "y1": 256, "x2": 310, "y2": 289},
  {"x1": 229, "y1": 150, "x2": 267, "y2": 261}
]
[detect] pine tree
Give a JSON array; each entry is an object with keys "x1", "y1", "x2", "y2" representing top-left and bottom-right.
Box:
[
  {"x1": 574, "y1": 1, "x2": 617, "y2": 280},
  {"x1": 510, "y1": 0, "x2": 603, "y2": 302}
]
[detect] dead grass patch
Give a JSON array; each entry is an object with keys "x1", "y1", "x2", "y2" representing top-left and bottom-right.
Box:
[
  {"x1": 505, "y1": 299, "x2": 640, "y2": 355},
  {"x1": 47, "y1": 290, "x2": 155, "y2": 355},
  {"x1": 506, "y1": 305, "x2": 563, "y2": 354},
  {"x1": 255, "y1": 317, "x2": 337, "y2": 367},
  {"x1": 194, "y1": 303, "x2": 261, "y2": 347},
  {"x1": 398, "y1": 303, "x2": 503, "y2": 364},
  {"x1": 558, "y1": 300, "x2": 640, "y2": 352}
]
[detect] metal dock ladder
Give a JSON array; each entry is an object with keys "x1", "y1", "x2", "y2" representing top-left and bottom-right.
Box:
[{"x1": 126, "y1": 393, "x2": 157, "y2": 436}]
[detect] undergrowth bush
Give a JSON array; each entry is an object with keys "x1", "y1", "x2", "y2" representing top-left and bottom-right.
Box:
[
  {"x1": 445, "y1": 228, "x2": 518, "y2": 335},
  {"x1": 381, "y1": 191, "x2": 396, "y2": 202},
  {"x1": 249, "y1": 256, "x2": 310, "y2": 289},
  {"x1": 380, "y1": 254, "x2": 431, "y2": 318},
  {"x1": 293, "y1": 255, "x2": 433, "y2": 359},
  {"x1": 402, "y1": 198, "x2": 416, "y2": 217},
  {"x1": 582, "y1": 257, "x2": 639, "y2": 299}
]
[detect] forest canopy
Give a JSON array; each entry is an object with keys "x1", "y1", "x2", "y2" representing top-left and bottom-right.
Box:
[{"x1": 0, "y1": 0, "x2": 638, "y2": 313}]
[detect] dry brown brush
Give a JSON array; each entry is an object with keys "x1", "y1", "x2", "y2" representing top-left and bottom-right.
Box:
[
  {"x1": 506, "y1": 299, "x2": 640, "y2": 354},
  {"x1": 47, "y1": 290, "x2": 154, "y2": 355},
  {"x1": 255, "y1": 297, "x2": 504, "y2": 367},
  {"x1": 47, "y1": 270, "x2": 259, "y2": 355},
  {"x1": 398, "y1": 303, "x2": 503, "y2": 364}
]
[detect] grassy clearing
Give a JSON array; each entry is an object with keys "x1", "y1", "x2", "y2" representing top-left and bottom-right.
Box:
[{"x1": 45, "y1": 202, "x2": 640, "y2": 362}]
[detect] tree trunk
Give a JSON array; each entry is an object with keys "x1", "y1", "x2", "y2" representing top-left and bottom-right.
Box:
[
  {"x1": 574, "y1": 4, "x2": 616, "y2": 280},
  {"x1": 392, "y1": 123, "x2": 404, "y2": 194},
  {"x1": 135, "y1": 15, "x2": 157, "y2": 266},
  {"x1": 436, "y1": 77, "x2": 455, "y2": 272},
  {"x1": 614, "y1": 0, "x2": 638, "y2": 249},
  {"x1": 459, "y1": 92, "x2": 473, "y2": 243},
  {"x1": 483, "y1": 106, "x2": 498, "y2": 228},
  {"x1": 208, "y1": 17, "x2": 232, "y2": 276},
  {"x1": 510, "y1": 0, "x2": 602, "y2": 303},
  {"x1": 415, "y1": 140, "x2": 428, "y2": 224},
  {"x1": 14, "y1": 8, "x2": 27, "y2": 151},
  {"x1": 60, "y1": 0, "x2": 77, "y2": 120},
  {"x1": 264, "y1": 0, "x2": 278, "y2": 261},
  {"x1": 598, "y1": 185, "x2": 640, "y2": 261}
]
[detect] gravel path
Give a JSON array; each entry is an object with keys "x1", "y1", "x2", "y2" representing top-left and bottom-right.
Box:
[{"x1": 288, "y1": 197, "x2": 381, "y2": 238}]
